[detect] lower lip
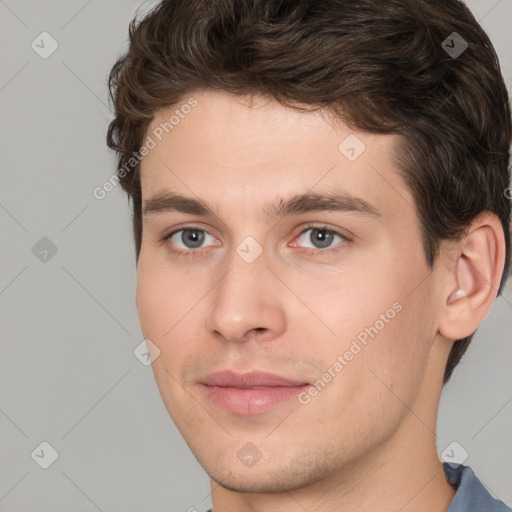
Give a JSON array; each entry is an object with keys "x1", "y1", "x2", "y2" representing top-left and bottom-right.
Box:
[{"x1": 200, "y1": 384, "x2": 309, "y2": 415}]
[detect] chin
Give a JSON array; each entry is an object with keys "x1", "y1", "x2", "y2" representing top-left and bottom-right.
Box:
[
  {"x1": 195, "y1": 449, "x2": 337, "y2": 494},
  {"x1": 207, "y1": 470, "x2": 313, "y2": 494}
]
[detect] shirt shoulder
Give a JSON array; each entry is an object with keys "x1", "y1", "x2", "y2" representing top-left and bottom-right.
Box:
[{"x1": 444, "y1": 463, "x2": 511, "y2": 512}]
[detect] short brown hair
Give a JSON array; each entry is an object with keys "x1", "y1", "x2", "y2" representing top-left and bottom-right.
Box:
[{"x1": 106, "y1": 0, "x2": 512, "y2": 384}]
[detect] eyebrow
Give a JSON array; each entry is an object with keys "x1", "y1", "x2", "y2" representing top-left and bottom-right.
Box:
[{"x1": 142, "y1": 190, "x2": 382, "y2": 219}]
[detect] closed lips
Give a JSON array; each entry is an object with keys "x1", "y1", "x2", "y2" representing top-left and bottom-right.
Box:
[{"x1": 201, "y1": 370, "x2": 309, "y2": 387}]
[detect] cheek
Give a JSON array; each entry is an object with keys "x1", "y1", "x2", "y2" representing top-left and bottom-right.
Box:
[
  {"x1": 136, "y1": 254, "x2": 203, "y2": 339},
  {"x1": 294, "y1": 248, "x2": 435, "y2": 397},
  {"x1": 307, "y1": 295, "x2": 435, "y2": 447},
  {"x1": 135, "y1": 257, "x2": 204, "y2": 398},
  {"x1": 135, "y1": 258, "x2": 203, "y2": 422},
  {"x1": 346, "y1": 280, "x2": 438, "y2": 409},
  {"x1": 287, "y1": 261, "x2": 401, "y2": 348}
]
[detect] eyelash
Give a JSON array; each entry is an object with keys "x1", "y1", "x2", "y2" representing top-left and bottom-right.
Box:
[{"x1": 161, "y1": 223, "x2": 352, "y2": 259}]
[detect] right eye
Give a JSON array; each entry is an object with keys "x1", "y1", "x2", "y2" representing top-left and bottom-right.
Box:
[{"x1": 164, "y1": 227, "x2": 220, "y2": 255}]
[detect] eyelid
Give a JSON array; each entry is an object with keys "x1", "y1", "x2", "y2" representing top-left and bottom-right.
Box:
[
  {"x1": 161, "y1": 223, "x2": 218, "y2": 242},
  {"x1": 293, "y1": 222, "x2": 353, "y2": 243},
  {"x1": 288, "y1": 223, "x2": 352, "y2": 254},
  {"x1": 170, "y1": 228, "x2": 218, "y2": 249}
]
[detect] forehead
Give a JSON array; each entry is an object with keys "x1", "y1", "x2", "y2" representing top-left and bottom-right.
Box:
[{"x1": 139, "y1": 89, "x2": 414, "y2": 223}]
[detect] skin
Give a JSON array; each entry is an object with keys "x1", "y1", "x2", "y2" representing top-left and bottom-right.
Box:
[{"x1": 135, "y1": 89, "x2": 505, "y2": 512}]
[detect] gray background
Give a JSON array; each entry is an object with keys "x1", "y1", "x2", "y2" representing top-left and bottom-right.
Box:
[{"x1": 0, "y1": 0, "x2": 511, "y2": 510}]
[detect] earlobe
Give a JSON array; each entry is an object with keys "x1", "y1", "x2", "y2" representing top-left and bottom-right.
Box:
[{"x1": 438, "y1": 213, "x2": 506, "y2": 341}]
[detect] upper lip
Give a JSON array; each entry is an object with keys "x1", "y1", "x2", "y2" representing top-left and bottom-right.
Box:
[{"x1": 201, "y1": 370, "x2": 308, "y2": 387}]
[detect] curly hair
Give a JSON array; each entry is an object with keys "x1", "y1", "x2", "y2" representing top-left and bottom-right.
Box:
[{"x1": 106, "y1": 0, "x2": 511, "y2": 384}]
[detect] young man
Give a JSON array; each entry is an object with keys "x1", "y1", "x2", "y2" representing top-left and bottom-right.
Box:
[{"x1": 106, "y1": 1, "x2": 511, "y2": 510}]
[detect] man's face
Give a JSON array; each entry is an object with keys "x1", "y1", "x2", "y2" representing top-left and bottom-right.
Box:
[{"x1": 136, "y1": 90, "x2": 446, "y2": 492}]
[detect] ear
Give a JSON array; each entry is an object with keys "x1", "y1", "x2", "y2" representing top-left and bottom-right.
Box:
[{"x1": 438, "y1": 212, "x2": 506, "y2": 340}]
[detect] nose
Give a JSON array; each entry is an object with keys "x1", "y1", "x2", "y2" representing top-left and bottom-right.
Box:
[{"x1": 204, "y1": 249, "x2": 287, "y2": 344}]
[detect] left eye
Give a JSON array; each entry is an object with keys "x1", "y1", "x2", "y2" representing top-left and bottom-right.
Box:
[
  {"x1": 169, "y1": 228, "x2": 217, "y2": 250},
  {"x1": 295, "y1": 227, "x2": 346, "y2": 250}
]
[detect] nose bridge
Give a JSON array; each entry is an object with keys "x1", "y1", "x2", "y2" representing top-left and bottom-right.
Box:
[{"x1": 204, "y1": 244, "x2": 286, "y2": 343}]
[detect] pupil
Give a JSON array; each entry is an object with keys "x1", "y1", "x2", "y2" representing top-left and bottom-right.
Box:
[
  {"x1": 312, "y1": 229, "x2": 332, "y2": 248},
  {"x1": 183, "y1": 229, "x2": 204, "y2": 248}
]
